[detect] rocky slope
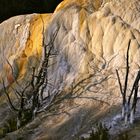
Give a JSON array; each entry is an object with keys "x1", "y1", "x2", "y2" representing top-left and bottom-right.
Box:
[
  {"x1": 0, "y1": 14, "x2": 51, "y2": 87},
  {"x1": 0, "y1": 0, "x2": 140, "y2": 139}
]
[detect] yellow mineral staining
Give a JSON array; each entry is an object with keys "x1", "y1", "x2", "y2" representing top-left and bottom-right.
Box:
[
  {"x1": 0, "y1": 0, "x2": 140, "y2": 139},
  {"x1": 0, "y1": 14, "x2": 52, "y2": 85},
  {"x1": 55, "y1": 0, "x2": 94, "y2": 12},
  {"x1": 0, "y1": 0, "x2": 140, "y2": 89},
  {"x1": 25, "y1": 14, "x2": 50, "y2": 57},
  {"x1": 55, "y1": 0, "x2": 113, "y2": 13},
  {"x1": 79, "y1": 9, "x2": 89, "y2": 28},
  {"x1": 14, "y1": 14, "x2": 52, "y2": 81}
]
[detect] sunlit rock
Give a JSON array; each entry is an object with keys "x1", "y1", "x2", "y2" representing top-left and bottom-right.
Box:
[
  {"x1": 0, "y1": 0, "x2": 140, "y2": 139},
  {"x1": 0, "y1": 14, "x2": 52, "y2": 87}
]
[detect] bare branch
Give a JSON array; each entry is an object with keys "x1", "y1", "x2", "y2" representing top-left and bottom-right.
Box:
[
  {"x1": 2, "y1": 78, "x2": 19, "y2": 111},
  {"x1": 123, "y1": 39, "x2": 131, "y2": 99},
  {"x1": 116, "y1": 69, "x2": 123, "y2": 96},
  {"x1": 128, "y1": 70, "x2": 140, "y2": 105}
]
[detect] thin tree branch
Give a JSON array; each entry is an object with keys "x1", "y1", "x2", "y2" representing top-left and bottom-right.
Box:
[
  {"x1": 116, "y1": 69, "x2": 123, "y2": 96},
  {"x1": 123, "y1": 39, "x2": 131, "y2": 100},
  {"x1": 2, "y1": 78, "x2": 19, "y2": 111}
]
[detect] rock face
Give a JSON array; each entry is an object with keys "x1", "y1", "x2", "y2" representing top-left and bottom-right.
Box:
[
  {"x1": 0, "y1": 0, "x2": 140, "y2": 139},
  {"x1": 0, "y1": 14, "x2": 52, "y2": 87},
  {"x1": 47, "y1": 0, "x2": 140, "y2": 89}
]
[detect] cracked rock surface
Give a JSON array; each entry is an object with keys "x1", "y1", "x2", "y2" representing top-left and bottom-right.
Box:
[{"x1": 0, "y1": 0, "x2": 140, "y2": 139}]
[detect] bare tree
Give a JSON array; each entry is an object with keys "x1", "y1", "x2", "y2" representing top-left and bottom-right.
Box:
[
  {"x1": 2, "y1": 78, "x2": 31, "y2": 129},
  {"x1": 29, "y1": 28, "x2": 59, "y2": 117},
  {"x1": 2, "y1": 26, "x2": 59, "y2": 129},
  {"x1": 116, "y1": 39, "x2": 140, "y2": 124}
]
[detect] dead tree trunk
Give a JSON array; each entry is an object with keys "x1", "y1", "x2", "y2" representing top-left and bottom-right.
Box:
[
  {"x1": 29, "y1": 28, "x2": 59, "y2": 118},
  {"x1": 116, "y1": 39, "x2": 140, "y2": 124},
  {"x1": 130, "y1": 70, "x2": 140, "y2": 123},
  {"x1": 1, "y1": 23, "x2": 59, "y2": 129}
]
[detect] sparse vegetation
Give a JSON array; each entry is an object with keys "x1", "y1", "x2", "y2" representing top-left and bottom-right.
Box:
[
  {"x1": 1, "y1": 28, "x2": 59, "y2": 136},
  {"x1": 118, "y1": 133, "x2": 129, "y2": 140},
  {"x1": 80, "y1": 123, "x2": 109, "y2": 140},
  {"x1": 0, "y1": 117, "x2": 17, "y2": 138},
  {"x1": 79, "y1": 123, "x2": 130, "y2": 140}
]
